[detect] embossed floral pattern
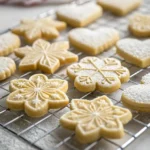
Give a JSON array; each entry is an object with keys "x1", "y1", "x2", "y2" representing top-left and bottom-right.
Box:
[
  {"x1": 7, "y1": 74, "x2": 69, "y2": 117},
  {"x1": 15, "y1": 39, "x2": 78, "y2": 73},
  {"x1": 67, "y1": 57, "x2": 129, "y2": 93},
  {"x1": 12, "y1": 17, "x2": 66, "y2": 43},
  {"x1": 60, "y1": 95, "x2": 132, "y2": 143}
]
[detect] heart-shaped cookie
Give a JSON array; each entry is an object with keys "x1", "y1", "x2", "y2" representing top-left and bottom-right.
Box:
[
  {"x1": 129, "y1": 14, "x2": 150, "y2": 37},
  {"x1": 56, "y1": 3, "x2": 102, "y2": 27},
  {"x1": 69, "y1": 27, "x2": 120, "y2": 55},
  {"x1": 97, "y1": 0, "x2": 142, "y2": 16},
  {"x1": 116, "y1": 38, "x2": 150, "y2": 68},
  {"x1": 122, "y1": 73, "x2": 150, "y2": 112}
]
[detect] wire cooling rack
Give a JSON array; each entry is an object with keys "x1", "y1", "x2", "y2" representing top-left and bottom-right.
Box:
[{"x1": 0, "y1": 0, "x2": 150, "y2": 150}]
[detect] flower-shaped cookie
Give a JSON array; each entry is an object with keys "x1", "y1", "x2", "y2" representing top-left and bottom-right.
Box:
[
  {"x1": 12, "y1": 17, "x2": 66, "y2": 43},
  {"x1": 116, "y1": 38, "x2": 150, "y2": 68},
  {"x1": 67, "y1": 57, "x2": 129, "y2": 93},
  {"x1": 122, "y1": 73, "x2": 150, "y2": 112},
  {"x1": 129, "y1": 14, "x2": 150, "y2": 37},
  {"x1": 0, "y1": 32, "x2": 20, "y2": 56},
  {"x1": 7, "y1": 74, "x2": 69, "y2": 117},
  {"x1": 60, "y1": 95, "x2": 132, "y2": 144},
  {"x1": 15, "y1": 39, "x2": 78, "y2": 73}
]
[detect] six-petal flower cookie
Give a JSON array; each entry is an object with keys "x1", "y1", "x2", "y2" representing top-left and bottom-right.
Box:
[
  {"x1": 12, "y1": 17, "x2": 66, "y2": 43},
  {"x1": 67, "y1": 57, "x2": 130, "y2": 93},
  {"x1": 15, "y1": 39, "x2": 78, "y2": 73},
  {"x1": 0, "y1": 32, "x2": 20, "y2": 56},
  {"x1": 129, "y1": 13, "x2": 150, "y2": 37},
  {"x1": 116, "y1": 38, "x2": 150, "y2": 68},
  {"x1": 7, "y1": 74, "x2": 69, "y2": 117},
  {"x1": 60, "y1": 95, "x2": 132, "y2": 144},
  {"x1": 122, "y1": 73, "x2": 150, "y2": 112}
]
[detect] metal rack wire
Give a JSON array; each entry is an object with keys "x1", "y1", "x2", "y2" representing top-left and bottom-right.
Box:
[{"x1": 0, "y1": 0, "x2": 150, "y2": 149}]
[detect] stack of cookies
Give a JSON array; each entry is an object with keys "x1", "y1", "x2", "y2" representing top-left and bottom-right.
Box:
[{"x1": 1, "y1": 0, "x2": 150, "y2": 145}]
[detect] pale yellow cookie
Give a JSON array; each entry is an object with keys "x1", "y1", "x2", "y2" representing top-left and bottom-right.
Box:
[
  {"x1": 0, "y1": 32, "x2": 20, "y2": 56},
  {"x1": 12, "y1": 17, "x2": 66, "y2": 43},
  {"x1": 67, "y1": 57, "x2": 130, "y2": 93},
  {"x1": 122, "y1": 73, "x2": 150, "y2": 112},
  {"x1": 60, "y1": 95, "x2": 132, "y2": 144},
  {"x1": 97, "y1": 0, "x2": 142, "y2": 16},
  {"x1": 7, "y1": 74, "x2": 69, "y2": 117},
  {"x1": 0, "y1": 57, "x2": 16, "y2": 81},
  {"x1": 129, "y1": 13, "x2": 150, "y2": 37},
  {"x1": 56, "y1": 3, "x2": 102, "y2": 27},
  {"x1": 15, "y1": 39, "x2": 78, "y2": 73},
  {"x1": 116, "y1": 38, "x2": 150, "y2": 68},
  {"x1": 69, "y1": 27, "x2": 120, "y2": 55}
]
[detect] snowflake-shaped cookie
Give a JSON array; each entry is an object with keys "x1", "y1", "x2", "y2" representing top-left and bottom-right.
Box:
[
  {"x1": 15, "y1": 39, "x2": 78, "y2": 73},
  {"x1": 12, "y1": 17, "x2": 66, "y2": 43},
  {"x1": 67, "y1": 57, "x2": 129, "y2": 93},
  {"x1": 60, "y1": 95, "x2": 132, "y2": 143},
  {"x1": 7, "y1": 74, "x2": 69, "y2": 117},
  {"x1": 129, "y1": 14, "x2": 150, "y2": 37},
  {"x1": 0, "y1": 32, "x2": 20, "y2": 56},
  {"x1": 122, "y1": 73, "x2": 150, "y2": 112}
]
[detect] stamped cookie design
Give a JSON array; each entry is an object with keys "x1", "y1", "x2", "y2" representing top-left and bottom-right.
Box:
[
  {"x1": 0, "y1": 32, "x2": 20, "y2": 56},
  {"x1": 0, "y1": 57, "x2": 16, "y2": 81},
  {"x1": 12, "y1": 17, "x2": 66, "y2": 43},
  {"x1": 56, "y1": 3, "x2": 102, "y2": 27},
  {"x1": 7, "y1": 74, "x2": 69, "y2": 117},
  {"x1": 116, "y1": 38, "x2": 150, "y2": 68},
  {"x1": 60, "y1": 95, "x2": 132, "y2": 144},
  {"x1": 15, "y1": 39, "x2": 78, "y2": 73},
  {"x1": 122, "y1": 73, "x2": 150, "y2": 112},
  {"x1": 67, "y1": 57, "x2": 129, "y2": 93},
  {"x1": 97, "y1": 0, "x2": 142, "y2": 16},
  {"x1": 129, "y1": 13, "x2": 150, "y2": 37},
  {"x1": 69, "y1": 27, "x2": 120, "y2": 55}
]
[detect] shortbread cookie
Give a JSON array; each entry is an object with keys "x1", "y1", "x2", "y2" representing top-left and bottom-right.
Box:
[
  {"x1": 60, "y1": 95, "x2": 132, "y2": 144},
  {"x1": 122, "y1": 73, "x2": 150, "y2": 112},
  {"x1": 116, "y1": 38, "x2": 150, "y2": 68},
  {"x1": 67, "y1": 57, "x2": 130, "y2": 93},
  {"x1": 56, "y1": 3, "x2": 102, "y2": 27},
  {"x1": 97, "y1": 0, "x2": 142, "y2": 16},
  {"x1": 7, "y1": 74, "x2": 69, "y2": 117},
  {"x1": 69, "y1": 27, "x2": 119, "y2": 55},
  {"x1": 15, "y1": 39, "x2": 78, "y2": 73},
  {"x1": 0, "y1": 57, "x2": 16, "y2": 81},
  {"x1": 0, "y1": 32, "x2": 20, "y2": 56},
  {"x1": 12, "y1": 17, "x2": 66, "y2": 43},
  {"x1": 129, "y1": 13, "x2": 150, "y2": 37}
]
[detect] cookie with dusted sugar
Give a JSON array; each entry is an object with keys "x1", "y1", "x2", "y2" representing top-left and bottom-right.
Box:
[
  {"x1": 7, "y1": 74, "x2": 69, "y2": 117},
  {"x1": 69, "y1": 27, "x2": 120, "y2": 55},
  {"x1": 67, "y1": 57, "x2": 130, "y2": 93},
  {"x1": 129, "y1": 13, "x2": 150, "y2": 37},
  {"x1": 97, "y1": 0, "x2": 142, "y2": 16},
  {"x1": 0, "y1": 32, "x2": 20, "y2": 56},
  {"x1": 14, "y1": 39, "x2": 78, "y2": 73},
  {"x1": 60, "y1": 95, "x2": 132, "y2": 144},
  {"x1": 116, "y1": 38, "x2": 150, "y2": 68},
  {"x1": 122, "y1": 73, "x2": 150, "y2": 112},
  {"x1": 12, "y1": 17, "x2": 66, "y2": 43},
  {"x1": 0, "y1": 57, "x2": 16, "y2": 81},
  {"x1": 56, "y1": 3, "x2": 102, "y2": 27}
]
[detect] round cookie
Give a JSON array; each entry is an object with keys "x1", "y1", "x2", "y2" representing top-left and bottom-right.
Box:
[
  {"x1": 122, "y1": 73, "x2": 150, "y2": 112},
  {"x1": 0, "y1": 32, "x2": 20, "y2": 56},
  {"x1": 0, "y1": 57, "x2": 16, "y2": 81}
]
